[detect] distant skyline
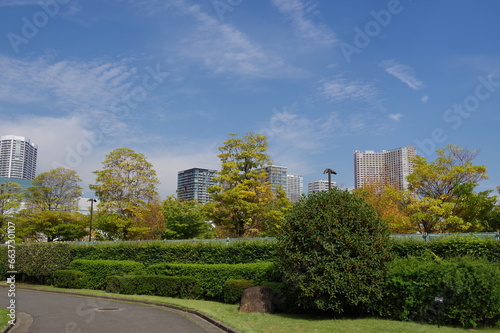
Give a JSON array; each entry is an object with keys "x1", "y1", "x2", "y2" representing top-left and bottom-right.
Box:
[{"x1": 1, "y1": 0, "x2": 499, "y2": 198}]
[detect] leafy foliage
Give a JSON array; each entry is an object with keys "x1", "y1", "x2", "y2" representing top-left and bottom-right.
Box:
[
  {"x1": 277, "y1": 187, "x2": 392, "y2": 314},
  {"x1": 90, "y1": 148, "x2": 162, "y2": 240},
  {"x1": 14, "y1": 242, "x2": 73, "y2": 283},
  {"x1": 69, "y1": 240, "x2": 277, "y2": 266},
  {"x1": 223, "y1": 279, "x2": 255, "y2": 303},
  {"x1": 25, "y1": 168, "x2": 82, "y2": 211},
  {"x1": 69, "y1": 259, "x2": 145, "y2": 290},
  {"x1": 146, "y1": 262, "x2": 278, "y2": 300},
  {"x1": 15, "y1": 210, "x2": 88, "y2": 242},
  {"x1": 205, "y1": 133, "x2": 291, "y2": 237},
  {"x1": 52, "y1": 270, "x2": 87, "y2": 289},
  {"x1": 407, "y1": 144, "x2": 496, "y2": 233},
  {"x1": 353, "y1": 184, "x2": 414, "y2": 234},
  {"x1": 374, "y1": 256, "x2": 500, "y2": 328},
  {"x1": 161, "y1": 196, "x2": 207, "y2": 239},
  {"x1": 106, "y1": 275, "x2": 199, "y2": 298}
]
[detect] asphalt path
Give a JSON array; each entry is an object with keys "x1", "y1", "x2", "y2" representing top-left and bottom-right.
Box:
[{"x1": 1, "y1": 289, "x2": 229, "y2": 333}]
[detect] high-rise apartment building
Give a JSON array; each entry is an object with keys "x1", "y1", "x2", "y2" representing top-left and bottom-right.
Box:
[
  {"x1": 177, "y1": 168, "x2": 217, "y2": 204},
  {"x1": 308, "y1": 179, "x2": 336, "y2": 195},
  {"x1": 0, "y1": 135, "x2": 38, "y2": 180},
  {"x1": 286, "y1": 174, "x2": 303, "y2": 202},
  {"x1": 354, "y1": 146, "x2": 416, "y2": 191},
  {"x1": 263, "y1": 165, "x2": 288, "y2": 193}
]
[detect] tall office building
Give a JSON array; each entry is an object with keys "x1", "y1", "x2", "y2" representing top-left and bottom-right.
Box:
[
  {"x1": 308, "y1": 179, "x2": 337, "y2": 195},
  {"x1": 0, "y1": 135, "x2": 38, "y2": 180},
  {"x1": 287, "y1": 174, "x2": 303, "y2": 202},
  {"x1": 354, "y1": 146, "x2": 416, "y2": 191},
  {"x1": 177, "y1": 168, "x2": 217, "y2": 204},
  {"x1": 263, "y1": 165, "x2": 288, "y2": 193}
]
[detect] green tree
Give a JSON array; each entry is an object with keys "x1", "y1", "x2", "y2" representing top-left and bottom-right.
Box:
[
  {"x1": 407, "y1": 144, "x2": 496, "y2": 233},
  {"x1": 161, "y1": 196, "x2": 207, "y2": 239},
  {"x1": 15, "y1": 210, "x2": 88, "y2": 242},
  {"x1": 0, "y1": 180, "x2": 23, "y2": 241},
  {"x1": 277, "y1": 187, "x2": 391, "y2": 314},
  {"x1": 205, "y1": 133, "x2": 291, "y2": 237},
  {"x1": 90, "y1": 148, "x2": 162, "y2": 240},
  {"x1": 25, "y1": 168, "x2": 82, "y2": 211}
]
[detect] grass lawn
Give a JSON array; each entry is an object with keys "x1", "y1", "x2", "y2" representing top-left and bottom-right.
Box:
[
  {"x1": 0, "y1": 308, "x2": 9, "y2": 331},
  {"x1": 11, "y1": 283, "x2": 500, "y2": 333}
]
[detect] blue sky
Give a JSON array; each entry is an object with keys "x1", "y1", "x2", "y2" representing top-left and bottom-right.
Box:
[{"x1": 0, "y1": 0, "x2": 499, "y2": 198}]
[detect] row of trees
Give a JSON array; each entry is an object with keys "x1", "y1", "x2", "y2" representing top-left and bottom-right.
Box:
[
  {"x1": 1, "y1": 133, "x2": 499, "y2": 242},
  {"x1": 353, "y1": 145, "x2": 499, "y2": 234}
]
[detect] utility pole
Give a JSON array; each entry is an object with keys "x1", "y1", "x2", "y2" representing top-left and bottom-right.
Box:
[{"x1": 88, "y1": 198, "x2": 97, "y2": 242}]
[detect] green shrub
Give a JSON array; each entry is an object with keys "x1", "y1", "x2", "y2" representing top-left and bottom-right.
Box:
[
  {"x1": 223, "y1": 279, "x2": 254, "y2": 303},
  {"x1": 69, "y1": 240, "x2": 276, "y2": 265},
  {"x1": 146, "y1": 262, "x2": 278, "y2": 300},
  {"x1": 14, "y1": 243, "x2": 73, "y2": 284},
  {"x1": 374, "y1": 256, "x2": 500, "y2": 328},
  {"x1": 52, "y1": 270, "x2": 87, "y2": 289},
  {"x1": 106, "y1": 275, "x2": 199, "y2": 298},
  {"x1": 390, "y1": 236, "x2": 500, "y2": 262},
  {"x1": 277, "y1": 187, "x2": 392, "y2": 314},
  {"x1": 69, "y1": 259, "x2": 144, "y2": 290}
]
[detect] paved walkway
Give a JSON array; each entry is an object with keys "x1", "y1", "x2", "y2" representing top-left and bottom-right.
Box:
[{"x1": 1, "y1": 289, "x2": 232, "y2": 333}]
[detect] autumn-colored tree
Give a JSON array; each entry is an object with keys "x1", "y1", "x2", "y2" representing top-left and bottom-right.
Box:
[
  {"x1": 407, "y1": 144, "x2": 496, "y2": 233},
  {"x1": 353, "y1": 184, "x2": 413, "y2": 234},
  {"x1": 25, "y1": 168, "x2": 82, "y2": 211},
  {"x1": 205, "y1": 133, "x2": 291, "y2": 237},
  {"x1": 90, "y1": 148, "x2": 163, "y2": 240}
]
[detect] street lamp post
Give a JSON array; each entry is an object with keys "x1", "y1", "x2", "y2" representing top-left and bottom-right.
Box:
[
  {"x1": 323, "y1": 168, "x2": 337, "y2": 190},
  {"x1": 88, "y1": 198, "x2": 97, "y2": 242}
]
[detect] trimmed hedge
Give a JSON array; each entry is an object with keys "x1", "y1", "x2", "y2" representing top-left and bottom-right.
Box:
[
  {"x1": 390, "y1": 236, "x2": 500, "y2": 262},
  {"x1": 5, "y1": 243, "x2": 73, "y2": 284},
  {"x1": 106, "y1": 275, "x2": 199, "y2": 298},
  {"x1": 373, "y1": 256, "x2": 500, "y2": 328},
  {"x1": 69, "y1": 240, "x2": 276, "y2": 266},
  {"x1": 69, "y1": 259, "x2": 145, "y2": 290},
  {"x1": 52, "y1": 270, "x2": 87, "y2": 289},
  {"x1": 146, "y1": 262, "x2": 279, "y2": 300},
  {"x1": 223, "y1": 279, "x2": 254, "y2": 304}
]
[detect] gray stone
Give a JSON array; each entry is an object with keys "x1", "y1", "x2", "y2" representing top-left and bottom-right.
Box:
[{"x1": 239, "y1": 286, "x2": 274, "y2": 314}]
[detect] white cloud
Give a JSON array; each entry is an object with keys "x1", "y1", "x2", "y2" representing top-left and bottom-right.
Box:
[
  {"x1": 319, "y1": 76, "x2": 381, "y2": 106},
  {"x1": 173, "y1": 1, "x2": 297, "y2": 78},
  {"x1": 388, "y1": 113, "x2": 403, "y2": 121},
  {"x1": 271, "y1": 0, "x2": 337, "y2": 48},
  {"x1": 421, "y1": 95, "x2": 429, "y2": 103},
  {"x1": 260, "y1": 107, "x2": 395, "y2": 176},
  {"x1": 379, "y1": 60, "x2": 424, "y2": 90}
]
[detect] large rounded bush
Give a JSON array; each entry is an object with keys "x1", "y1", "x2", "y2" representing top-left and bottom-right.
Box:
[{"x1": 277, "y1": 188, "x2": 391, "y2": 313}]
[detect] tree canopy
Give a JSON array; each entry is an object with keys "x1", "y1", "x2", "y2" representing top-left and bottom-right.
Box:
[
  {"x1": 25, "y1": 168, "x2": 82, "y2": 211},
  {"x1": 407, "y1": 144, "x2": 496, "y2": 233},
  {"x1": 90, "y1": 148, "x2": 163, "y2": 240},
  {"x1": 205, "y1": 133, "x2": 291, "y2": 237}
]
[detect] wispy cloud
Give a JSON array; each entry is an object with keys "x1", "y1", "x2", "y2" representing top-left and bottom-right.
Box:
[
  {"x1": 379, "y1": 60, "x2": 424, "y2": 90},
  {"x1": 318, "y1": 76, "x2": 382, "y2": 106},
  {"x1": 0, "y1": 55, "x2": 135, "y2": 117},
  {"x1": 271, "y1": 0, "x2": 337, "y2": 48},
  {"x1": 259, "y1": 106, "x2": 396, "y2": 176},
  {"x1": 172, "y1": 1, "x2": 297, "y2": 78}
]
